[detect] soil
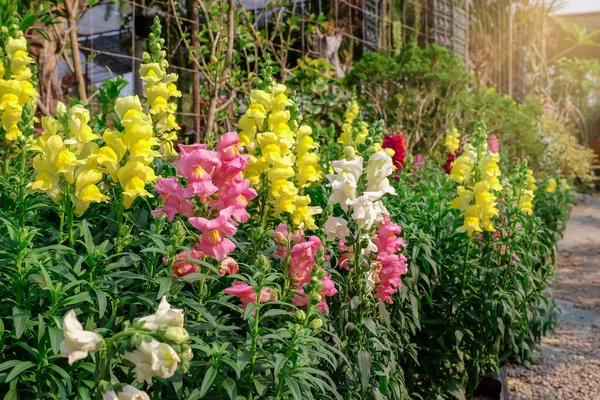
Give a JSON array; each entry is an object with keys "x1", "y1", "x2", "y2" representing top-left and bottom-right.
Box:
[{"x1": 507, "y1": 194, "x2": 600, "y2": 400}]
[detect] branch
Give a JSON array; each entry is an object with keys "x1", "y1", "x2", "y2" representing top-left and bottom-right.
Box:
[{"x1": 169, "y1": 0, "x2": 214, "y2": 86}]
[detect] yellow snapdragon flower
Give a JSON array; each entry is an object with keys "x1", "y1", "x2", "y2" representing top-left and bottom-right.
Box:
[
  {"x1": 139, "y1": 17, "x2": 182, "y2": 156},
  {"x1": 30, "y1": 103, "x2": 109, "y2": 214},
  {"x1": 0, "y1": 29, "x2": 37, "y2": 143},
  {"x1": 103, "y1": 96, "x2": 159, "y2": 208},
  {"x1": 545, "y1": 178, "x2": 557, "y2": 193},
  {"x1": 295, "y1": 125, "x2": 322, "y2": 187},
  {"x1": 517, "y1": 169, "x2": 537, "y2": 215},
  {"x1": 444, "y1": 127, "x2": 461, "y2": 154},
  {"x1": 337, "y1": 100, "x2": 367, "y2": 150},
  {"x1": 237, "y1": 78, "x2": 321, "y2": 229},
  {"x1": 449, "y1": 125, "x2": 502, "y2": 236}
]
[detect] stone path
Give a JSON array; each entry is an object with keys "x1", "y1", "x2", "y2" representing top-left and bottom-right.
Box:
[{"x1": 507, "y1": 194, "x2": 600, "y2": 400}]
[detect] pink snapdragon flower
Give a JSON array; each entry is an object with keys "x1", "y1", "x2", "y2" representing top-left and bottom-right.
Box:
[
  {"x1": 413, "y1": 154, "x2": 425, "y2": 168},
  {"x1": 189, "y1": 206, "x2": 238, "y2": 260},
  {"x1": 374, "y1": 253, "x2": 408, "y2": 303},
  {"x1": 338, "y1": 240, "x2": 352, "y2": 270},
  {"x1": 289, "y1": 236, "x2": 322, "y2": 287},
  {"x1": 222, "y1": 281, "x2": 278, "y2": 310},
  {"x1": 220, "y1": 257, "x2": 239, "y2": 276},
  {"x1": 373, "y1": 217, "x2": 409, "y2": 304},
  {"x1": 153, "y1": 132, "x2": 255, "y2": 264},
  {"x1": 152, "y1": 177, "x2": 195, "y2": 221},
  {"x1": 215, "y1": 132, "x2": 250, "y2": 175},
  {"x1": 164, "y1": 247, "x2": 203, "y2": 280},
  {"x1": 212, "y1": 177, "x2": 257, "y2": 223},
  {"x1": 487, "y1": 135, "x2": 499, "y2": 153},
  {"x1": 176, "y1": 144, "x2": 221, "y2": 199},
  {"x1": 373, "y1": 216, "x2": 406, "y2": 254},
  {"x1": 288, "y1": 235, "x2": 338, "y2": 313},
  {"x1": 273, "y1": 223, "x2": 305, "y2": 259},
  {"x1": 292, "y1": 274, "x2": 338, "y2": 314}
]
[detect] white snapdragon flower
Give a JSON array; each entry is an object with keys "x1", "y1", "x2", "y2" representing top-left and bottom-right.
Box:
[
  {"x1": 324, "y1": 217, "x2": 350, "y2": 241},
  {"x1": 326, "y1": 156, "x2": 363, "y2": 211},
  {"x1": 346, "y1": 192, "x2": 388, "y2": 230},
  {"x1": 365, "y1": 151, "x2": 395, "y2": 195},
  {"x1": 124, "y1": 339, "x2": 181, "y2": 384},
  {"x1": 119, "y1": 385, "x2": 150, "y2": 400},
  {"x1": 138, "y1": 297, "x2": 184, "y2": 331},
  {"x1": 102, "y1": 391, "x2": 118, "y2": 400},
  {"x1": 59, "y1": 310, "x2": 103, "y2": 365}
]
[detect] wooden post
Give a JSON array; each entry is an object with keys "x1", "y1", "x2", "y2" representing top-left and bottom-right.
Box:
[
  {"x1": 508, "y1": 0, "x2": 513, "y2": 97},
  {"x1": 64, "y1": 0, "x2": 88, "y2": 102},
  {"x1": 465, "y1": 0, "x2": 469, "y2": 71},
  {"x1": 191, "y1": 0, "x2": 201, "y2": 143}
]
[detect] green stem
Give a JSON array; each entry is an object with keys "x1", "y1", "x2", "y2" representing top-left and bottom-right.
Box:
[
  {"x1": 248, "y1": 287, "x2": 263, "y2": 400},
  {"x1": 3, "y1": 145, "x2": 10, "y2": 178},
  {"x1": 258, "y1": 175, "x2": 269, "y2": 231},
  {"x1": 281, "y1": 241, "x2": 292, "y2": 300},
  {"x1": 116, "y1": 200, "x2": 124, "y2": 252},
  {"x1": 17, "y1": 149, "x2": 27, "y2": 228},
  {"x1": 461, "y1": 238, "x2": 472, "y2": 292},
  {"x1": 66, "y1": 186, "x2": 75, "y2": 248},
  {"x1": 59, "y1": 195, "x2": 66, "y2": 244}
]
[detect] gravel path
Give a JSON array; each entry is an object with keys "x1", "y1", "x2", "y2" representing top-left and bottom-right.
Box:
[{"x1": 507, "y1": 194, "x2": 600, "y2": 400}]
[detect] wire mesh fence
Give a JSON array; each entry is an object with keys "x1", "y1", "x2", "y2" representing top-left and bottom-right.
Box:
[{"x1": 55, "y1": 0, "x2": 545, "y2": 136}]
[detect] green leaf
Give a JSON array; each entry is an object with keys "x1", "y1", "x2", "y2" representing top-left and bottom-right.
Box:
[
  {"x1": 37, "y1": 314, "x2": 46, "y2": 345},
  {"x1": 13, "y1": 307, "x2": 31, "y2": 339},
  {"x1": 448, "y1": 379, "x2": 466, "y2": 400},
  {"x1": 19, "y1": 12, "x2": 37, "y2": 31},
  {"x1": 94, "y1": 289, "x2": 107, "y2": 319},
  {"x1": 243, "y1": 302, "x2": 260, "y2": 320},
  {"x1": 3, "y1": 380, "x2": 18, "y2": 400},
  {"x1": 0, "y1": 360, "x2": 21, "y2": 373},
  {"x1": 455, "y1": 329, "x2": 464, "y2": 345},
  {"x1": 32, "y1": 27, "x2": 51, "y2": 41},
  {"x1": 358, "y1": 349, "x2": 372, "y2": 392},
  {"x1": 284, "y1": 377, "x2": 302, "y2": 400},
  {"x1": 261, "y1": 309, "x2": 290, "y2": 318},
  {"x1": 199, "y1": 365, "x2": 218, "y2": 398},
  {"x1": 48, "y1": 328, "x2": 64, "y2": 355},
  {"x1": 363, "y1": 318, "x2": 377, "y2": 335},
  {"x1": 274, "y1": 353, "x2": 289, "y2": 376},
  {"x1": 157, "y1": 277, "x2": 171, "y2": 299},
  {"x1": 222, "y1": 377, "x2": 237, "y2": 400},
  {"x1": 253, "y1": 376, "x2": 268, "y2": 396},
  {"x1": 6, "y1": 361, "x2": 35, "y2": 383}
]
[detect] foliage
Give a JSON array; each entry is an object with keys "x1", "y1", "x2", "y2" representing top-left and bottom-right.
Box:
[
  {"x1": 539, "y1": 113, "x2": 598, "y2": 186},
  {"x1": 549, "y1": 57, "x2": 600, "y2": 143},
  {"x1": 0, "y1": 10, "x2": 578, "y2": 400},
  {"x1": 345, "y1": 43, "x2": 472, "y2": 152}
]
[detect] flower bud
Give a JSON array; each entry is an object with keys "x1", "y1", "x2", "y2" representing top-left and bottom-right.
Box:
[
  {"x1": 343, "y1": 146, "x2": 356, "y2": 160},
  {"x1": 256, "y1": 254, "x2": 270, "y2": 271},
  {"x1": 163, "y1": 327, "x2": 190, "y2": 344},
  {"x1": 55, "y1": 101, "x2": 67, "y2": 117},
  {"x1": 310, "y1": 293, "x2": 322, "y2": 304},
  {"x1": 172, "y1": 220, "x2": 186, "y2": 247},
  {"x1": 294, "y1": 310, "x2": 306, "y2": 322},
  {"x1": 363, "y1": 146, "x2": 377, "y2": 158},
  {"x1": 291, "y1": 229, "x2": 305, "y2": 244},
  {"x1": 309, "y1": 318, "x2": 323, "y2": 329}
]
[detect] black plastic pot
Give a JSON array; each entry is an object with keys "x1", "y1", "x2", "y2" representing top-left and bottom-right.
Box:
[{"x1": 473, "y1": 365, "x2": 509, "y2": 400}]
